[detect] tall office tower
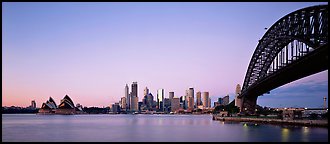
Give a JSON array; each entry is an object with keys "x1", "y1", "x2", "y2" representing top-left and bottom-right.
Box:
[
  {"x1": 202, "y1": 92, "x2": 209, "y2": 109},
  {"x1": 196, "y1": 91, "x2": 202, "y2": 106},
  {"x1": 130, "y1": 96, "x2": 139, "y2": 112},
  {"x1": 171, "y1": 98, "x2": 180, "y2": 112},
  {"x1": 130, "y1": 82, "x2": 138, "y2": 112},
  {"x1": 164, "y1": 98, "x2": 171, "y2": 113},
  {"x1": 188, "y1": 88, "x2": 194, "y2": 108},
  {"x1": 131, "y1": 82, "x2": 138, "y2": 98},
  {"x1": 208, "y1": 97, "x2": 211, "y2": 108},
  {"x1": 125, "y1": 84, "x2": 130, "y2": 110},
  {"x1": 146, "y1": 93, "x2": 154, "y2": 110},
  {"x1": 169, "y1": 92, "x2": 174, "y2": 100},
  {"x1": 185, "y1": 90, "x2": 189, "y2": 109},
  {"x1": 218, "y1": 97, "x2": 223, "y2": 105},
  {"x1": 157, "y1": 89, "x2": 164, "y2": 111},
  {"x1": 235, "y1": 84, "x2": 242, "y2": 108},
  {"x1": 223, "y1": 95, "x2": 229, "y2": 105},
  {"x1": 120, "y1": 97, "x2": 126, "y2": 110},
  {"x1": 144, "y1": 87, "x2": 149, "y2": 96},
  {"x1": 187, "y1": 96, "x2": 194, "y2": 110},
  {"x1": 31, "y1": 100, "x2": 36, "y2": 109}
]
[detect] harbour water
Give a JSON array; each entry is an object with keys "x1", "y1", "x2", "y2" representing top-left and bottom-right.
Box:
[{"x1": 2, "y1": 114, "x2": 328, "y2": 142}]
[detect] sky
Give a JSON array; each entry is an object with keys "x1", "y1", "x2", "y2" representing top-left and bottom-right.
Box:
[{"x1": 2, "y1": 2, "x2": 328, "y2": 108}]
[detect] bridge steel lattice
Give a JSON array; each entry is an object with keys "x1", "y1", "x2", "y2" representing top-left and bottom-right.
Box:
[{"x1": 239, "y1": 5, "x2": 328, "y2": 114}]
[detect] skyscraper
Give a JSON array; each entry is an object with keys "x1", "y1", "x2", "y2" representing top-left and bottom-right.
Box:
[
  {"x1": 235, "y1": 84, "x2": 242, "y2": 108},
  {"x1": 130, "y1": 82, "x2": 138, "y2": 112},
  {"x1": 120, "y1": 97, "x2": 126, "y2": 110},
  {"x1": 196, "y1": 91, "x2": 202, "y2": 106},
  {"x1": 187, "y1": 96, "x2": 194, "y2": 110},
  {"x1": 169, "y1": 92, "x2": 174, "y2": 100},
  {"x1": 131, "y1": 82, "x2": 138, "y2": 98},
  {"x1": 157, "y1": 89, "x2": 164, "y2": 112},
  {"x1": 223, "y1": 95, "x2": 229, "y2": 106},
  {"x1": 144, "y1": 87, "x2": 149, "y2": 96},
  {"x1": 202, "y1": 92, "x2": 209, "y2": 109},
  {"x1": 171, "y1": 98, "x2": 180, "y2": 112},
  {"x1": 131, "y1": 96, "x2": 138, "y2": 112},
  {"x1": 125, "y1": 84, "x2": 130, "y2": 110}
]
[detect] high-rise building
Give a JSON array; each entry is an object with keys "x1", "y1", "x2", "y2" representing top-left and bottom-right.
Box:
[
  {"x1": 208, "y1": 98, "x2": 211, "y2": 108},
  {"x1": 235, "y1": 84, "x2": 242, "y2": 108},
  {"x1": 202, "y1": 92, "x2": 209, "y2": 109},
  {"x1": 120, "y1": 97, "x2": 126, "y2": 110},
  {"x1": 188, "y1": 88, "x2": 194, "y2": 108},
  {"x1": 111, "y1": 103, "x2": 120, "y2": 113},
  {"x1": 218, "y1": 97, "x2": 223, "y2": 105},
  {"x1": 130, "y1": 82, "x2": 138, "y2": 112},
  {"x1": 171, "y1": 98, "x2": 180, "y2": 112},
  {"x1": 131, "y1": 82, "x2": 138, "y2": 98},
  {"x1": 31, "y1": 100, "x2": 36, "y2": 109},
  {"x1": 130, "y1": 96, "x2": 139, "y2": 112},
  {"x1": 196, "y1": 91, "x2": 202, "y2": 106},
  {"x1": 143, "y1": 93, "x2": 154, "y2": 110},
  {"x1": 169, "y1": 92, "x2": 174, "y2": 100},
  {"x1": 187, "y1": 96, "x2": 194, "y2": 110},
  {"x1": 125, "y1": 84, "x2": 130, "y2": 110},
  {"x1": 223, "y1": 95, "x2": 229, "y2": 106},
  {"x1": 164, "y1": 98, "x2": 171, "y2": 113},
  {"x1": 157, "y1": 89, "x2": 164, "y2": 111},
  {"x1": 144, "y1": 87, "x2": 149, "y2": 96}
]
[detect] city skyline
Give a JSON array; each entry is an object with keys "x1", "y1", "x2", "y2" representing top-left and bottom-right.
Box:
[{"x1": 2, "y1": 2, "x2": 328, "y2": 108}]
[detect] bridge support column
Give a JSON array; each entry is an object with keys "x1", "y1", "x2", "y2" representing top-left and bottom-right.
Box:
[{"x1": 241, "y1": 96, "x2": 258, "y2": 115}]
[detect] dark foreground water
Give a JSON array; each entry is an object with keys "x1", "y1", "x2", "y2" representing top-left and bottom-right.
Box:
[{"x1": 2, "y1": 114, "x2": 328, "y2": 142}]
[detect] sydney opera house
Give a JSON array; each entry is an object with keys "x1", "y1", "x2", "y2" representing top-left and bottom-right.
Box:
[{"x1": 38, "y1": 95, "x2": 83, "y2": 115}]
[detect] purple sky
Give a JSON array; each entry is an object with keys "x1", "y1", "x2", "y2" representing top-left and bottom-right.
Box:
[{"x1": 2, "y1": 2, "x2": 328, "y2": 108}]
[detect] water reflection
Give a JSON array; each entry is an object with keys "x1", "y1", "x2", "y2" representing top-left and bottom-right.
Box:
[
  {"x1": 281, "y1": 128, "x2": 290, "y2": 142},
  {"x1": 2, "y1": 114, "x2": 328, "y2": 142}
]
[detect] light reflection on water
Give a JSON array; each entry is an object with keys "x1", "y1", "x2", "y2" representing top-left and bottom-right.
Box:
[{"x1": 2, "y1": 114, "x2": 328, "y2": 142}]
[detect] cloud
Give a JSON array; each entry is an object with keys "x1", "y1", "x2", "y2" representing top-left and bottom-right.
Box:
[{"x1": 258, "y1": 80, "x2": 328, "y2": 108}]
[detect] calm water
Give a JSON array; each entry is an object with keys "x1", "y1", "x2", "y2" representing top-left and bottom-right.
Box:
[{"x1": 2, "y1": 114, "x2": 328, "y2": 142}]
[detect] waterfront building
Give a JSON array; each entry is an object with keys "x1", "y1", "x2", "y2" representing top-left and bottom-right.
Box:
[
  {"x1": 111, "y1": 103, "x2": 120, "y2": 113},
  {"x1": 120, "y1": 97, "x2": 127, "y2": 110},
  {"x1": 202, "y1": 92, "x2": 209, "y2": 109},
  {"x1": 31, "y1": 100, "x2": 36, "y2": 109},
  {"x1": 144, "y1": 87, "x2": 149, "y2": 96},
  {"x1": 196, "y1": 91, "x2": 202, "y2": 106},
  {"x1": 169, "y1": 92, "x2": 174, "y2": 100},
  {"x1": 235, "y1": 84, "x2": 242, "y2": 109},
  {"x1": 188, "y1": 88, "x2": 194, "y2": 108},
  {"x1": 131, "y1": 82, "x2": 138, "y2": 98},
  {"x1": 164, "y1": 98, "x2": 171, "y2": 113},
  {"x1": 157, "y1": 89, "x2": 164, "y2": 112},
  {"x1": 130, "y1": 96, "x2": 139, "y2": 112},
  {"x1": 130, "y1": 82, "x2": 138, "y2": 112},
  {"x1": 125, "y1": 84, "x2": 130, "y2": 110},
  {"x1": 56, "y1": 95, "x2": 76, "y2": 114},
  {"x1": 223, "y1": 95, "x2": 229, "y2": 106},
  {"x1": 187, "y1": 96, "x2": 194, "y2": 110},
  {"x1": 171, "y1": 98, "x2": 180, "y2": 112},
  {"x1": 208, "y1": 98, "x2": 211, "y2": 108},
  {"x1": 218, "y1": 97, "x2": 223, "y2": 105},
  {"x1": 138, "y1": 102, "x2": 143, "y2": 112},
  {"x1": 39, "y1": 97, "x2": 57, "y2": 114}
]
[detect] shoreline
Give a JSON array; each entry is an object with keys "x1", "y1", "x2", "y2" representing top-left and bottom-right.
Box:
[{"x1": 212, "y1": 115, "x2": 328, "y2": 128}]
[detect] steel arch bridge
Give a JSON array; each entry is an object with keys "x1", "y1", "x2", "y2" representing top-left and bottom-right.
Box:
[{"x1": 239, "y1": 5, "x2": 328, "y2": 114}]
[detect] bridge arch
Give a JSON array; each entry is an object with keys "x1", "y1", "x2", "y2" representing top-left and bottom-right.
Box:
[{"x1": 239, "y1": 5, "x2": 328, "y2": 114}]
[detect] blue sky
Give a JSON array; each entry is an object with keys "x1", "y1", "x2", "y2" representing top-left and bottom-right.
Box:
[{"x1": 2, "y1": 2, "x2": 328, "y2": 108}]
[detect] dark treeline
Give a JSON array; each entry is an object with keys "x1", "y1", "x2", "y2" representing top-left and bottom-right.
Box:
[{"x1": 2, "y1": 107, "x2": 39, "y2": 114}]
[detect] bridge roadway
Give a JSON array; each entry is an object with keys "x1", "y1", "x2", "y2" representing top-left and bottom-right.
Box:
[{"x1": 240, "y1": 44, "x2": 328, "y2": 113}]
